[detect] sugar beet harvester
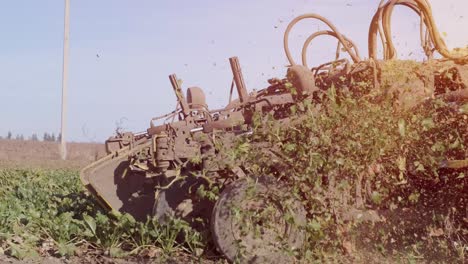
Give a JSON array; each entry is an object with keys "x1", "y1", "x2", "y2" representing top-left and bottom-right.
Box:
[
  {"x1": 80, "y1": 56, "x2": 310, "y2": 262},
  {"x1": 81, "y1": 0, "x2": 467, "y2": 262}
]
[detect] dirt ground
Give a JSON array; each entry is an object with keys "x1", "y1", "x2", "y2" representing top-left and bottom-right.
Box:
[
  {"x1": 0, "y1": 139, "x2": 106, "y2": 169},
  {"x1": 0, "y1": 140, "x2": 217, "y2": 264},
  {"x1": 0, "y1": 255, "x2": 197, "y2": 264},
  {"x1": 1, "y1": 140, "x2": 463, "y2": 263}
]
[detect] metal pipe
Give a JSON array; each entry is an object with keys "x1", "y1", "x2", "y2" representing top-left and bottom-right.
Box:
[
  {"x1": 229, "y1": 57, "x2": 248, "y2": 103},
  {"x1": 284, "y1": 14, "x2": 361, "y2": 66},
  {"x1": 301, "y1": 30, "x2": 359, "y2": 69},
  {"x1": 169, "y1": 74, "x2": 190, "y2": 116}
]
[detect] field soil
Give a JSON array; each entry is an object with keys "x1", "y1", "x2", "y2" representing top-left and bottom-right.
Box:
[
  {"x1": 0, "y1": 254, "x2": 195, "y2": 264},
  {"x1": 0, "y1": 139, "x2": 106, "y2": 169},
  {"x1": 0, "y1": 141, "x2": 216, "y2": 264}
]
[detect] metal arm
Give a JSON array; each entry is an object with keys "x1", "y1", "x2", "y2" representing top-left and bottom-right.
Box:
[
  {"x1": 169, "y1": 74, "x2": 190, "y2": 116},
  {"x1": 229, "y1": 57, "x2": 249, "y2": 103}
]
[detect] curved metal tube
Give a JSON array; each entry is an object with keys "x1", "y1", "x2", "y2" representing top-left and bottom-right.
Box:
[
  {"x1": 301, "y1": 30, "x2": 360, "y2": 69},
  {"x1": 369, "y1": 0, "x2": 467, "y2": 62},
  {"x1": 284, "y1": 13, "x2": 361, "y2": 66},
  {"x1": 382, "y1": 0, "x2": 426, "y2": 59},
  {"x1": 369, "y1": 0, "x2": 421, "y2": 60}
]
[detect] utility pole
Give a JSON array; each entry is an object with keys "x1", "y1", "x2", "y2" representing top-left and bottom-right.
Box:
[{"x1": 60, "y1": 0, "x2": 70, "y2": 160}]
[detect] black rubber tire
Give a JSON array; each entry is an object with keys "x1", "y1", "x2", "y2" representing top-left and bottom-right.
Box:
[{"x1": 211, "y1": 176, "x2": 306, "y2": 263}]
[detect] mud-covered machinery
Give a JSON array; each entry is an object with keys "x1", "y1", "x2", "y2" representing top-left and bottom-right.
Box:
[
  {"x1": 81, "y1": 0, "x2": 467, "y2": 262},
  {"x1": 81, "y1": 56, "x2": 312, "y2": 262}
]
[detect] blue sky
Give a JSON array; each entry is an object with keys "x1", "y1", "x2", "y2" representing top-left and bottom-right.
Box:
[{"x1": 0, "y1": 0, "x2": 466, "y2": 142}]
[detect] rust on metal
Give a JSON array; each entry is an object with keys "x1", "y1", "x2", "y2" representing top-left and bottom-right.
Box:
[
  {"x1": 169, "y1": 74, "x2": 190, "y2": 116},
  {"x1": 80, "y1": 0, "x2": 467, "y2": 261},
  {"x1": 229, "y1": 56, "x2": 249, "y2": 103}
]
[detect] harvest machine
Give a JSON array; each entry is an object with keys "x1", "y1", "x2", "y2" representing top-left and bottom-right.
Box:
[{"x1": 81, "y1": 0, "x2": 467, "y2": 262}]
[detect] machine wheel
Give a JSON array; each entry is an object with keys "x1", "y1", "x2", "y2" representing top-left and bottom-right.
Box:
[
  {"x1": 211, "y1": 176, "x2": 306, "y2": 264},
  {"x1": 152, "y1": 176, "x2": 214, "y2": 230}
]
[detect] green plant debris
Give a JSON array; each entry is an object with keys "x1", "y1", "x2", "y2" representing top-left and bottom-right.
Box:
[
  {"x1": 0, "y1": 169, "x2": 207, "y2": 262},
  {"x1": 237, "y1": 88, "x2": 467, "y2": 262}
]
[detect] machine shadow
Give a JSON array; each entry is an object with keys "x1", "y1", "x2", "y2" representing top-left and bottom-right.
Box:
[{"x1": 113, "y1": 161, "x2": 155, "y2": 221}]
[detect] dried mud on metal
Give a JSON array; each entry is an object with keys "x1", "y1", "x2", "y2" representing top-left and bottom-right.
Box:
[{"x1": 1, "y1": 0, "x2": 467, "y2": 263}]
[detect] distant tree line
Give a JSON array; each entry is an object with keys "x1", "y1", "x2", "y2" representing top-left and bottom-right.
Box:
[{"x1": 1, "y1": 131, "x2": 61, "y2": 142}]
